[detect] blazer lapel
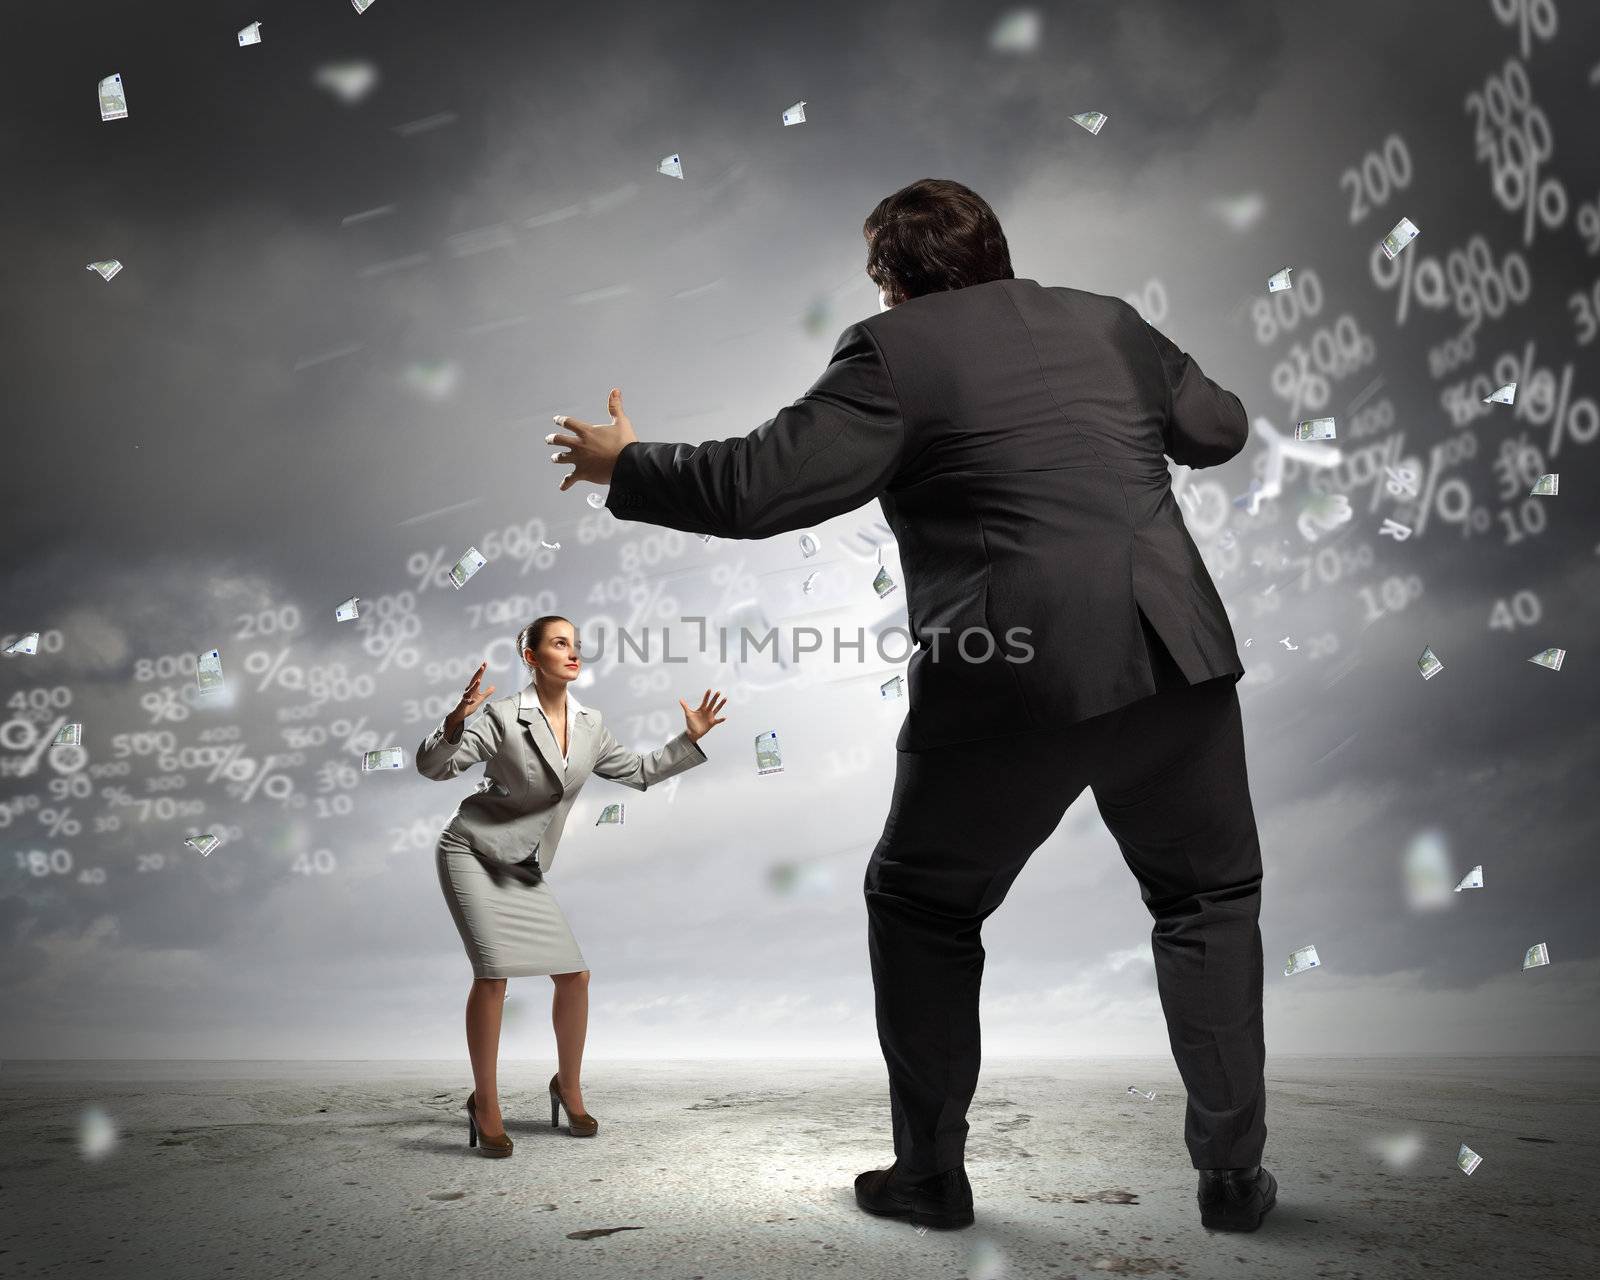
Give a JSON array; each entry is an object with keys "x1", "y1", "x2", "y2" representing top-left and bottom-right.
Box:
[
  {"x1": 517, "y1": 686, "x2": 567, "y2": 780},
  {"x1": 571, "y1": 700, "x2": 596, "y2": 772},
  {"x1": 516, "y1": 685, "x2": 596, "y2": 780}
]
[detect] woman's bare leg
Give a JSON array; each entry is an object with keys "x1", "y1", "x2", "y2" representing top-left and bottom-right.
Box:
[
  {"x1": 551, "y1": 970, "x2": 590, "y2": 1111},
  {"x1": 466, "y1": 977, "x2": 508, "y2": 1131}
]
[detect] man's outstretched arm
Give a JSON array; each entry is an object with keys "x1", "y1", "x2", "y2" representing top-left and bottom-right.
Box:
[
  {"x1": 605, "y1": 322, "x2": 906, "y2": 539},
  {"x1": 1138, "y1": 314, "x2": 1249, "y2": 470}
]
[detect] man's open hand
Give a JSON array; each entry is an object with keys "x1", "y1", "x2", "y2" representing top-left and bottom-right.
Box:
[{"x1": 548, "y1": 387, "x2": 639, "y2": 491}]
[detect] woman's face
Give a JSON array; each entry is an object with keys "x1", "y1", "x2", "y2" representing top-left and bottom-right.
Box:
[{"x1": 525, "y1": 622, "x2": 582, "y2": 682}]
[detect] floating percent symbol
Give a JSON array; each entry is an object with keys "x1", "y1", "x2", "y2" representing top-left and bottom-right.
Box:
[
  {"x1": 1492, "y1": 0, "x2": 1557, "y2": 59},
  {"x1": 328, "y1": 716, "x2": 384, "y2": 755},
  {"x1": 13, "y1": 715, "x2": 69, "y2": 777},
  {"x1": 362, "y1": 612, "x2": 421, "y2": 672},
  {"x1": 512, "y1": 526, "x2": 556, "y2": 574},
  {"x1": 406, "y1": 546, "x2": 456, "y2": 592},
  {"x1": 1384, "y1": 460, "x2": 1419, "y2": 498},
  {"x1": 626, "y1": 578, "x2": 676, "y2": 627},
  {"x1": 1391, "y1": 431, "x2": 1482, "y2": 538},
  {"x1": 138, "y1": 686, "x2": 188, "y2": 724},
  {"x1": 1268, "y1": 347, "x2": 1330, "y2": 424},
  {"x1": 38, "y1": 806, "x2": 81, "y2": 838},
  {"x1": 1495, "y1": 340, "x2": 1600, "y2": 460},
  {"x1": 1479, "y1": 62, "x2": 1567, "y2": 245},
  {"x1": 227, "y1": 753, "x2": 298, "y2": 805},
  {"x1": 710, "y1": 558, "x2": 758, "y2": 615},
  {"x1": 243, "y1": 646, "x2": 302, "y2": 694},
  {"x1": 1370, "y1": 234, "x2": 1448, "y2": 325},
  {"x1": 203, "y1": 741, "x2": 254, "y2": 785}
]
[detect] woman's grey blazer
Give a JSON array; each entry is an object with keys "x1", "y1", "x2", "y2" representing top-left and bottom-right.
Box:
[{"x1": 414, "y1": 684, "x2": 707, "y2": 869}]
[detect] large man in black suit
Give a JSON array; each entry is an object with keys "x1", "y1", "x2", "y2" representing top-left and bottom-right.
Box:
[{"x1": 549, "y1": 178, "x2": 1276, "y2": 1234}]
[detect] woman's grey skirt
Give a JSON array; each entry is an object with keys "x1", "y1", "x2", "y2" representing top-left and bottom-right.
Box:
[{"x1": 435, "y1": 828, "x2": 588, "y2": 979}]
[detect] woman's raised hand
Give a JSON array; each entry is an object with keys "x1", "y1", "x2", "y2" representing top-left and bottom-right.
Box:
[
  {"x1": 446, "y1": 662, "x2": 495, "y2": 730},
  {"x1": 679, "y1": 689, "x2": 728, "y2": 742}
]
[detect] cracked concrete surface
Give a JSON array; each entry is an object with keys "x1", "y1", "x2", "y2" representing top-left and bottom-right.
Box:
[{"x1": 3, "y1": 1057, "x2": 1596, "y2": 1278}]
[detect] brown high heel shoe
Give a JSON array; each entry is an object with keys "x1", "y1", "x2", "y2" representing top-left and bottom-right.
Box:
[
  {"x1": 549, "y1": 1072, "x2": 598, "y2": 1137},
  {"x1": 464, "y1": 1090, "x2": 513, "y2": 1157}
]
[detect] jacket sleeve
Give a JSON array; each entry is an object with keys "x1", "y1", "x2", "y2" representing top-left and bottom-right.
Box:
[
  {"x1": 591, "y1": 719, "x2": 708, "y2": 792},
  {"x1": 1138, "y1": 314, "x2": 1249, "y2": 469},
  {"x1": 414, "y1": 703, "x2": 505, "y2": 780},
  {"x1": 604, "y1": 321, "x2": 905, "y2": 538}
]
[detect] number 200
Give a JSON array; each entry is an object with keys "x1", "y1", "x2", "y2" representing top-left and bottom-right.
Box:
[{"x1": 1339, "y1": 134, "x2": 1413, "y2": 225}]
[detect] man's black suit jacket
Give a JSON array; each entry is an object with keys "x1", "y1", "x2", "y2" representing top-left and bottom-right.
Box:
[{"x1": 606, "y1": 277, "x2": 1249, "y2": 752}]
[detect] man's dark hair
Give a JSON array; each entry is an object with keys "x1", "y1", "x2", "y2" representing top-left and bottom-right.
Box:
[{"x1": 863, "y1": 178, "x2": 1015, "y2": 305}]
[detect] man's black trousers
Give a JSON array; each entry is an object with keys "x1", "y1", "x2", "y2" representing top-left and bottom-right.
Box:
[{"x1": 864, "y1": 633, "x2": 1266, "y2": 1177}]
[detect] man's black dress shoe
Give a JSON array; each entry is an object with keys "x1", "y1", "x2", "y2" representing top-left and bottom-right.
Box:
[
  {"x1": 1197, "y1": 1164, "x2": 1277, "y2": 1231},
  {"x1": 854, "y1": 1161, "x2": 975, "y2": 1229}
]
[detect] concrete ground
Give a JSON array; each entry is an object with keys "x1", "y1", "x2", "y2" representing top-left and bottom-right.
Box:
[{"x1": 2, "y1": 1056, "x2": 1596, "y2": 1279}]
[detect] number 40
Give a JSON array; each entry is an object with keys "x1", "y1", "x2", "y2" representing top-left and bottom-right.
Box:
[{"x1": 1488, "y1": 591, "x2": 1542, "y2": 631}]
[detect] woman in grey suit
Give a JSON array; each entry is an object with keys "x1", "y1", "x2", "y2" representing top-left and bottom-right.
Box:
[{"x1": 416, "y1": 614, "x2": 727, "y2": 1156}]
